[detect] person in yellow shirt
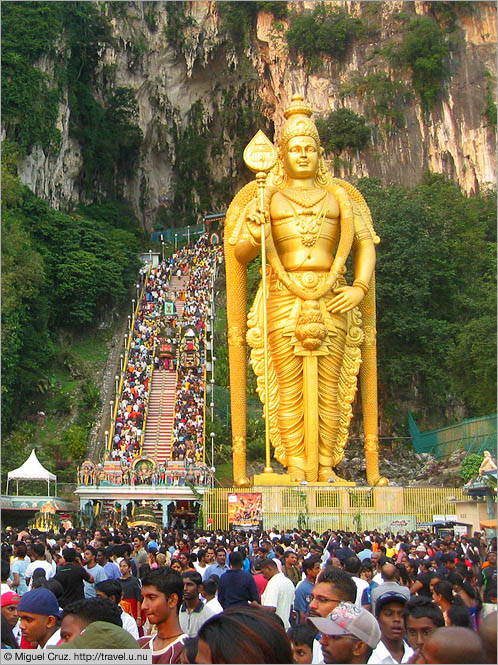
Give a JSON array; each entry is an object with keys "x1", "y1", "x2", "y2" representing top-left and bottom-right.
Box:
[{"x1": 386, "y1": 540, "x2": 396, "y2": 559}]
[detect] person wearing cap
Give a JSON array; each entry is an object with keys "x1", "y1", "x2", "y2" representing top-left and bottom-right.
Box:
[
  {"x1": 367, "y1": 590, "x2": 414, "y2": 664},
  {"x1": 307, "y1": 601, "x2": 381, "y2": 664},
  {"x1": 1, "y1": 591, "x2": 22, "y2": 646},
  {"x1": 309, "y1": 566, "x2": 357, "y2": 663},
  {"x1": 415, "y1": 544, "x2": 428, "y2": 560},
  {"x1": 371, "y1": 581, "x2": 410, "y2": 616},
  {"x1": 54, "y1": 620, "x2": 140, "y2": 649},
  {"x1": 17, "y1": 587, "x2": 61, "y2": 648}
]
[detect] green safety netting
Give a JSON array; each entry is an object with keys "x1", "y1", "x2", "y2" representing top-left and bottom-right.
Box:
[
  {"x1": 408, "y1": 412, "x2": 497, "y2": 459},
  {"x1": 151, "y1": 224, "x2": 206, "y2": 243},
  {"x1": 207, "y1": 385, "x2": 263, "y2": 424}
]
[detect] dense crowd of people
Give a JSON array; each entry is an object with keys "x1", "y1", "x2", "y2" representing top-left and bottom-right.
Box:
[
  {"x1": 171, "y1": 236, "x2": 222, "y2": 463},
  {"x1": 105, "y1": 234, "x2": 221, "y2": 474},
  {"x1": 1, "y1": 524, "x2": 496, "y2": 663}
]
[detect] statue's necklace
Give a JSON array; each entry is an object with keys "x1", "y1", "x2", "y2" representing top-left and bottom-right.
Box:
[
  {"x1": 281, "y1": 190, "x2": 328, "y2": 247},
  {"x1": 281, "y1": 188, "x2": 327, "y2": 208}
]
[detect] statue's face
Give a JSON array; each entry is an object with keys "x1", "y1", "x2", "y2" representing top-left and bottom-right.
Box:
[{"x1": 283, "y1": 135, "x2": 319, "y2": 180}]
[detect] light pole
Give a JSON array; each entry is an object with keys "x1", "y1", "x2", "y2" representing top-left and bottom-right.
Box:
[
  {"x1": 128, "y1": 315, "x2": 131, "y2": 331},
  {"x1": 124, "y1": 333, "x2": 128, "y2": 348},
  {"x1": 115, "y1": 375, "x2": 119, "y2": 394},
  {"x1": 212, "y1": 356, "x2": 216, "y2": 383},
  {"x1": 149, "y1": 249, "x2": 152, "y2": 266},
  {"x1": 175, "y1": 233, "x2": 178, "y2": 251},
  {"x1": 210, "y1": 432, "x2": 215, "y2": 471},
  {"x1": 161, "y1": 241, "x2": 165, "y2": 261},
  {"x1": 131, "y1": 299, "x2": 135, "y2": 316},
  {"x1": 187, "y1": 226, "x2": 190, "y2": 244},
  {"x1": 120, "y1": 354, "x2": 124, "y2": 371},
  {"x1": 210, "y1": 378, "x2": 215, "y2": 422},
  {"x1": 105, "y1": 431, "x2": 109, "y2": 449},
  {"x1": 110, "y1": 400, "x2": 114, "y2": 420}
]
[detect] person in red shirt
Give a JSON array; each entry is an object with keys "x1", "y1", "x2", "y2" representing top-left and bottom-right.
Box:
[{"x1": 139, "y1": 569, "x2": 185, "y2": 663}]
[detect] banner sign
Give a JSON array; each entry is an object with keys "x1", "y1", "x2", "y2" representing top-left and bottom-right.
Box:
[
  {"x1": 164, "y1": 301, "x2": 176, "y2": 315},
  {"x1": 373, "y1": 514, "x2": 416, "y2": 533},
  {"x1": 228, "y1": 493, "x2": 263, "y2": 530}
]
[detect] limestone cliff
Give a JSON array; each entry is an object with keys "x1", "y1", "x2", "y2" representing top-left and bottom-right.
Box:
[{"x1": 16, "y1": 1, "x2": 496, "y2": 229}]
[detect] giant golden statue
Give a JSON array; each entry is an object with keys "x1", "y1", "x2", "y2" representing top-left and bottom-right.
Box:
[{"x1": 225, "y1": 95, "x2": 388, "y2": 487}]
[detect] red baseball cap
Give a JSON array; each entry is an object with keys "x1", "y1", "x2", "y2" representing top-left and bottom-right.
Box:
[{"x1": 1, "y1": 591, "x2": 21, "y2": 607}]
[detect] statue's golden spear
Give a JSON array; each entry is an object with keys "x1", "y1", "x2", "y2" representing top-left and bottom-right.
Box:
[{"x1": 243, "y1": 131, "x2": 278, "y2": 474}]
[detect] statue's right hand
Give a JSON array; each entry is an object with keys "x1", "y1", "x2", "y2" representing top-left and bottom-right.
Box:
[{"x1": 246, "y1": 211, "x2": 269, "y2": 243}]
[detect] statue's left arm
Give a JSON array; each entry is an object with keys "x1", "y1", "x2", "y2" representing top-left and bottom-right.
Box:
[{"x1": 328, "y1": 210, "x2": 376, "y2": 313}]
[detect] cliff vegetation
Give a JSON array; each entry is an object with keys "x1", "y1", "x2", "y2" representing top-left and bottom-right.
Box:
[{"x1": 1, "y1": 1, "x2": 496, "y2": 487}]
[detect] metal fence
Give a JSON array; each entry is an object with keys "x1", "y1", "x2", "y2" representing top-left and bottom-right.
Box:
[
  {"x1": 202, "y1": 486, "x2": 464, "y2": 531},
  {"x1": 409, "y1": 413, "x2": 497, "y2": 459}
]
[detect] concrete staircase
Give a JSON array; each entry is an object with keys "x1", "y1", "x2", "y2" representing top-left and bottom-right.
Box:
[
  {"x1": 141, "y1": 274, "x2": 189, "y2": 464},
  {"x1": 142, "y1": 369, "x2": 176, "y2": 463}
]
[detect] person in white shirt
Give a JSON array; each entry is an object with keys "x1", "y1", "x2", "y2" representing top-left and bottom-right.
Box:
[
  {"x1": 193, "y1": 548, "x2": 209, "y2": 577},
  {"x1": 343, "y1": 557, "x2": 370, "y2": 610},
  {"x1": 255, "y1": 559, "x2": 295, "y2": 630},
  {"x1": 200, "y1": 578, "x2": 223, "y2": 614},
  {"x1": 367, "y1": 591, "x2": 414, "y2": 664},
  {"x1": 95, "y1": 580, "x2": 139, "y2": 640},
  {"x1": 25, "y1": 544, "x2": 55, "y2": 589}
]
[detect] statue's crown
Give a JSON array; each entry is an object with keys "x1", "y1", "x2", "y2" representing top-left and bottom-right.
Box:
[
  {"x1": 279, "y1": 94, "x2": 320, "y2": 149},
  {"x1": 284, "y1": 94, "x2": 313, "y2": 120}
]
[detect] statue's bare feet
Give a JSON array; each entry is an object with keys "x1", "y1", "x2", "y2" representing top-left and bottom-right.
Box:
[
  {"x1": 366, "y1": 473, "x2": 389, "y2": 487},
  {"x1": 288, "y1": 467, "x2": 306, "y2": 482},
  {"x1": 318, "y1": 467, "x2": 349, "y2": 483},
  {"x1": 235, "y1": 476, "x2": 251, "y2": 487}
]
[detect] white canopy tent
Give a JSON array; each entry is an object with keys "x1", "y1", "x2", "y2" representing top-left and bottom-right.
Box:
[{"x1": 6, "y1": 449, "x2": 57, "y2": 496}]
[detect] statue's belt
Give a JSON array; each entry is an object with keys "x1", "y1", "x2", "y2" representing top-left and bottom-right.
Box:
[
  {"x1": 264, "y1": 271, "x2": 348, "y2": 338},
  {"x1": 269, "y1": 269, "x2": 346, "y2": 292}
]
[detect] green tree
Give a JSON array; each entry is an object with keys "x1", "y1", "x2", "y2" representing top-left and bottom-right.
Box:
[
  {"x1": 357, "y1": 175, "x2": 496, "y2": 424},
  {"x1": 62, "y1": 425, "x2": 89, "y2": 461},
  {"x1": 2, "y1": 209, "x2": 51, "y2": 432},
  {"x1": 1, "y1": 2, "x2": 63, "y2": 153},
  {"x1": 286, "y1": 5, "x2": 363, "y2": 69},
  {"x1": 396, "y1": 16, "x2": 450, "y2": 112},
  {"x1": 459, "y1": 454, "x2": 484, "y2": 483},
  {"x1": 316, "y1": 108, "x2": 370, "y2": 155}
]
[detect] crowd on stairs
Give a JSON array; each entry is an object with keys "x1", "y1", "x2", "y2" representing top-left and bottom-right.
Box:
[{"x1": 107, "y1": 234, "x2": 222, "y2": 478}]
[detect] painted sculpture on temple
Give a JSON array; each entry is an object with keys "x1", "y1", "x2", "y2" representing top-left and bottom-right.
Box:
[{"x1": 225, "y1": 95, "x2": 388, "y2": 487}]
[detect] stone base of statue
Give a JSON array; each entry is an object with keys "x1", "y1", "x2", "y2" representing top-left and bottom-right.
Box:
[{"x1": 251, "y1": 472, "x2": 356, "y2": 486}]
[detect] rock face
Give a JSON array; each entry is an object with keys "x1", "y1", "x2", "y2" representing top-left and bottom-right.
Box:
[
  {"x1": 16, "y1": 1, "x2": 497, "y2": 228},
  {"x1": 335, "y1": 439, "x2": 467, "y2": 487}
]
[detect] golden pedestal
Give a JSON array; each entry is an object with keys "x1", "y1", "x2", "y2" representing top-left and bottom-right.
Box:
[{"x1": 251, "y1": 472, "x2": 356, "y2": 487}]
